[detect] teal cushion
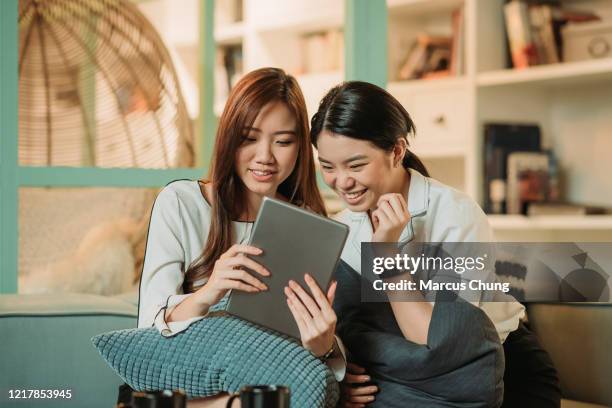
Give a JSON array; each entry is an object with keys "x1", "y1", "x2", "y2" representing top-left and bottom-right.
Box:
[{"x1": 92, "y1": 311, "x2": 339, "y2": 408}]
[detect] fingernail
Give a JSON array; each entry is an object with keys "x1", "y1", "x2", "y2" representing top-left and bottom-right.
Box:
[
  {"x1": 365, "y1": 376, "x2": 371, "y2": 381},
  {"x1": 305, "y1": 273, "x2": 312, "y2": 280},
  {"x1": 368, "y1": 396, "x2": 375, "y2": 401}
]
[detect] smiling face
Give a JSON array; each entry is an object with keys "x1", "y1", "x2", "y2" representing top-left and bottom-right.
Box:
[
  {"x1": 317, "y1": 131, "x2": 400, "y2": 212},
  {"x1": 235, "y1": 101, "x2": 299, "y2": 199}
]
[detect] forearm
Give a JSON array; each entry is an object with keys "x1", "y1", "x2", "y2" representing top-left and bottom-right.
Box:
[
  {"x1": 165, "y1": 292, "x2": 210, "y2": 323},
  {"x1": 382, "y1": 271, "x2": 433, "y2": 345},
  {"x1": 389, "y1": 301, "x2": 433, "y2": 345}
]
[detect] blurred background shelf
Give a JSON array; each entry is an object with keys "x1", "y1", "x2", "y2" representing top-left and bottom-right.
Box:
[
  {"x1": 477, "y1": 57, "x2": 612, "y2": 88},
  {"x1": 296, "y1": 71, "x2": 343, "y2": 117},
  {"x1": 387, "y1": 76, "x2": 468, "y2": 94},
  {"x1": 387, "y1": 0, "x2": 464, "y2": 15},
  {"x1": 488, "y1": 215, "x2": 612, "y2": 230},
  {"x1": 214, "y1": 21, "x2": 244, "y2": 45},
  {"x1": 251, "y1": 12, "x2": 343, "y2": 34}
]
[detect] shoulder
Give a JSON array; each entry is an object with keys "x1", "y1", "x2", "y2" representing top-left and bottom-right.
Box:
[
  {"x1": 158, "y1": 179, "x2": 207, "y2": 212},
  {"x1": 424, "y1": 177, "x2": 492, "y2": 241},
  {"x1": 429, "y1": 178, "x2": 484, "y2": 217}
]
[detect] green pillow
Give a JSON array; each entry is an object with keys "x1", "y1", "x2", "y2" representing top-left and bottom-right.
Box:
[{"x1": 92, "y1": 312, "x2": 339, "y2": 408}]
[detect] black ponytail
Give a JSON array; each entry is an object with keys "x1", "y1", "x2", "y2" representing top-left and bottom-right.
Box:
[
  {"x1": 403, "y1": 150, "x2": 429, "y2": 177},
  {"x1": 310, "y1": 81, "x2": 429, "y2": 177}
]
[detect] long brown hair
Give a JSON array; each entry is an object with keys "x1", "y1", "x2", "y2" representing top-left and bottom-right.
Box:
[{"x1": 183, "y1": 68, "x2": 326, "y2": 293}]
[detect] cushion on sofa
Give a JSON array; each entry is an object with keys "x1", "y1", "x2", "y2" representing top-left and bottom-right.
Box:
[
  {"x1": 0, "y1": 294, "x2": 137, "y2": 408},
  {"x1": 92, "y1": 313, "x2": 339, "y2": 408}
]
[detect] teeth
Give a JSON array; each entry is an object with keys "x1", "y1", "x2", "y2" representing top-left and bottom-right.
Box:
[
  {"x1": 252, "y1": 170, "x2": 271, "y2": 176},
  {"x1": 345, "y1": 190, "x2": 365, "y2": 199}
]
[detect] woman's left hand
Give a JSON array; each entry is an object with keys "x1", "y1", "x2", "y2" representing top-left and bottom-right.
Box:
[{"x1": 284, "y1": 274, "x2": 338, "y2": 357}]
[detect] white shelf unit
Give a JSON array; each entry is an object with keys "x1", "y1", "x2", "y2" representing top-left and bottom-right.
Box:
[
  {"x1": 387, "y1": 0, "x2": 612, "y2": 240},
  {"x1": 213, "y1": 0, "x2": 344, "y2": 119},
  {"x1": 489, "y1": 215, "x2": 612, "y2": 230},
  {"x1": 477, "y1": 58, "x2": 612, "y2": 88},
  {"x1": 214, "y1": 22, "x2": 245, "y2": 45}
]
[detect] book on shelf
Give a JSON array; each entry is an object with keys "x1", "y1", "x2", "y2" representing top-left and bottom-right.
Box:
[
  {"x1": 504, "y1": 1, "x2": 539, "y2": 68},
  {"x1": 483, "y1": 123, "x2": 542, "y2": 214},
  {"x1": 214, "y1": 44, "x2": 243, "y2": 113},
  {"x1": 506, "y1": 152, "x2": 550, "y2": 215},
  {"x1": 504, "y1": 0, "x2": 601, "y2": 67},
  {"x1": 299, "y1": 29, "x2": 344, "y2": 75},
  {"x1": 529, "y1": 5, "x2": 559, "y2": 64},
  {"x1": 398, "y1": 34, "x2": 452, "y2": 81},
  {"x1": 450, "y1": 7, "x2": 465, "y2": 76},
  {"x1": 215, "y1": 0, "x2": 243, "y2": 26}
]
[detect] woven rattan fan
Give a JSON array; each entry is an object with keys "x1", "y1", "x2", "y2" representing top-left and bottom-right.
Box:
[
  {"x1": 19, "y1": 0, "x2": 194, "y2": 167},
  {"x1": 18, "y1": 0, "x2": 196, "y2": 295}
]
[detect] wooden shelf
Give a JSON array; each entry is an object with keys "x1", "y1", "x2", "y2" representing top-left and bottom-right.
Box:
[
  {"x1": 214, "y1": 22, "x2": 244, "y2": 45},
  {"x1": 387, "y1": 0, "x2": 464, "y2": 15},
  {"x1": 388, "y1": 76, "x2": 468, "y2": 93},
  {"x1": 488, "y1": 215, "x2": 612, "y2": 230},
  {"x1": 477, "y1": 58, "x2": 612, "y2": 88},
  {"x1": 252, "y1": 12, "x2": 342, "y2": 34}
]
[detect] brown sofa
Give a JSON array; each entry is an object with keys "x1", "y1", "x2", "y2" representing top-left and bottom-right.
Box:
[{"x1": 527, "y1": 303, "x2": 612, "y2": 408}]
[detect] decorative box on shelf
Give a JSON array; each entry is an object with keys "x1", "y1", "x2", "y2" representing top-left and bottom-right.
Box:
[{"x1": 562, "y1": 21, "x2": 612, "y2": 62}]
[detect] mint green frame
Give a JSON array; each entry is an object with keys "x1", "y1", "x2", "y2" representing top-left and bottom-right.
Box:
[
  {"x1": 0, "y1": 0, "x2": 386, "y2": 293},
  {"x1": 345, "y1": 0, "x2": 387, "y2": 88},
  {"x1": 1, "y1": 0, "x2": 20, "y2": 294}
]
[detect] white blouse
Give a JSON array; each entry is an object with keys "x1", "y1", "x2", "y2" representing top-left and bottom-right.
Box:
[{"x1": 137, "y1": 179, "x2": 345, "y2": 379}]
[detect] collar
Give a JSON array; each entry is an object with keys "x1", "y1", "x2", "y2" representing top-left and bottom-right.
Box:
[{"x1": 406, "y1": 168, "x2": 429, "y2": 218}]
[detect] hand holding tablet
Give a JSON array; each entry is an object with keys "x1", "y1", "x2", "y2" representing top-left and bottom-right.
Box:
[{"x1": 226, "y1": 197, "x2": 349, "y2": 341}]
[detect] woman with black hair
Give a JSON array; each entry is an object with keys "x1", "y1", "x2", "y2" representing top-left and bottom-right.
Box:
[{"x1": 311, "y1": 81, "x2": 560, "y2": 408}]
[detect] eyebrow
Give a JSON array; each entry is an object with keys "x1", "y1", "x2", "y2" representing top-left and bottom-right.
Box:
[
  {"x1": 318, "y1": 154, "x2": 369, "y2": 164},
  {"x1": 243, "y1": 126, "x2": 296, "y2": 136}
]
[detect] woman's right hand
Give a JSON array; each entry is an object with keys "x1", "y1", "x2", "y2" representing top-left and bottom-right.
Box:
[
  {"x1": 194, "y1": 244, "x2": 270, "y2": 307},
  {"x1": 340, "y1": 363, "x2": 378, "y2": 407}
]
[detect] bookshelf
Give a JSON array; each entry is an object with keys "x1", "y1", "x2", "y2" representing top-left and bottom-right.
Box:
[
  {"x1": 387, "y1": 0, "x2": 612, "y2": 240},
  {"x1": 214, "y1": 0, "x2": 344, "y2": 119}
]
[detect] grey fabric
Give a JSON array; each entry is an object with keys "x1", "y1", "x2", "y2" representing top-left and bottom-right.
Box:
[
  {"x1": 0, "y1": 294, "x2": 137, "y2": 408},
  {"x1": 333, "y1": 261, "x2": 504, "y2": 407},
  {"x1": 527, "y1": 303, "x2": 612, "y2": 407}
]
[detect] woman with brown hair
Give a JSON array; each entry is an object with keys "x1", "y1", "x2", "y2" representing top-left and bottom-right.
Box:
[{"x1": 135, "y1": 68, "x2": 343, "y2": 407}]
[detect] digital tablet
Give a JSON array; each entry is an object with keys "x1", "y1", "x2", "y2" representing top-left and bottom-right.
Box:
[{"x1": 226, "y1": 196, "x2": 349, "y2": 339}]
